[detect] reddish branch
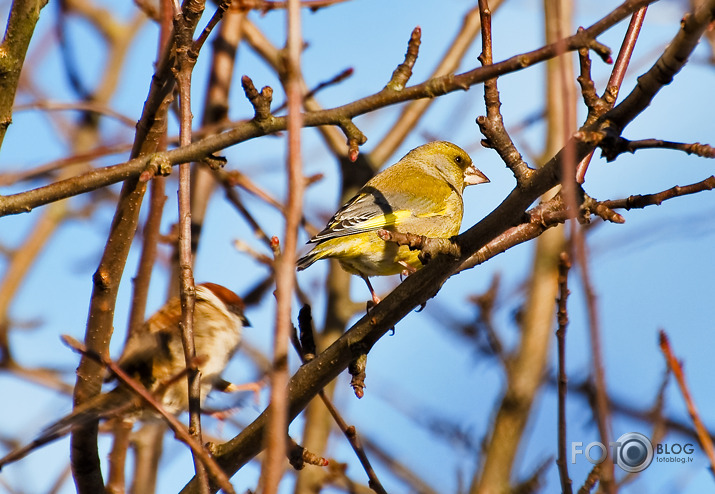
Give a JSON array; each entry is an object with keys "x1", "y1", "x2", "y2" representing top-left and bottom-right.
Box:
[
  {"x1": 172, "y1": 0, "x2": 221, "y2": 488},
  {"x1": 559, "y1": 15, "x2": 652, "y2": 485},
  {"x1": 260, "y1": 0, "x2": 304, "y2": 491},
  {"x1": 606, "y1": 2, "x2": 714, "y2": 129},
  {"x1": 576, "y1": 6, "x2": 647, "y2": 182},
  {"x1": 658, "y1": 331, "x2": 715, "y2": 475}
]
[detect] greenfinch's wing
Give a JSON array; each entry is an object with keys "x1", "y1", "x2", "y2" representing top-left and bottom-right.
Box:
[{"x1": 309, "y1": 185, "x2": 446, "y2": 243}]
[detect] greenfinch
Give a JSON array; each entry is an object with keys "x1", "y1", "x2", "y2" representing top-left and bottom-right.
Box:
[{"x1": 297, "y1": 141, "x2": 489, "y2": 303}]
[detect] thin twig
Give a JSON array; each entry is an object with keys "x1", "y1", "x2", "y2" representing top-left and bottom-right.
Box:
[
  {"x1": 371, "y1": 2, "x2": 492, "y2": 167},
  {"x1": 272, "y1": 67, "x2": 354, "y2": 115},
  {"x1": 172, "y1": 1, "x2": 225, "y2": 489},
  {"x1": 600, "y1": 137, "x2": 715, "y2": 162},
  {"x1": 459, "y1": 173, "x2": 715, "y2": 273},
  {"x1": 127, "y1": 178, "x2": 167, "y2": 341},
  {"x1": 13, "y1": 100, "x2": 136, "y2": 127},
  {"x1": 232, "y1": 0, "x2": 350, "y2": 13},
  {"x1": 570, "y1": 11, "x2": 652, "y2": 494},
  {"x1": 659, "y1": 330, "x2": 715, "y2": 475},
  {"x1": 190, "y1": 0, "x2": 231, "y2": 57}
]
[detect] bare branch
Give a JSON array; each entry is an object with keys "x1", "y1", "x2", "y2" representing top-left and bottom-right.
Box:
[
  {"x1": 556, "y1": 252, "x2": 573, "y2": 494},
  {"x1": 659, "y1": 330, "x2": 715, "y2": 476}
]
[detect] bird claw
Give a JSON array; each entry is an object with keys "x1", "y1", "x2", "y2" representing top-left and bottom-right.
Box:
[
  {"x1": 221, "y1": 378, "x2": 265, "y2": 405},
  {"x1": 398, "y1": 261, "x2": 417, "y2": 277}
]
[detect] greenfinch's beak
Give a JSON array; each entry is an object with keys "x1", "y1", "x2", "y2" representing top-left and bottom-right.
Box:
[{"x1": 464, "y1": 164, "x2": 490, "y2": 186}]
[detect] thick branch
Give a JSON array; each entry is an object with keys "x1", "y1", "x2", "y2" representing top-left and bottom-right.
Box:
[{"x1": 0, "y1": 0, "x2": 49, "y2": 148}]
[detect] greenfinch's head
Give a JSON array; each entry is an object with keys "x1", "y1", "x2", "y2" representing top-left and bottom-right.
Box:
[{"x1": 404, "y1": 141, "x2": 489, "y2": 192}]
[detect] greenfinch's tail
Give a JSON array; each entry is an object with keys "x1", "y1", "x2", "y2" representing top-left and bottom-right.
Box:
[{"x1": 297, "y1": 249, "x2": 321, "y2": 271}]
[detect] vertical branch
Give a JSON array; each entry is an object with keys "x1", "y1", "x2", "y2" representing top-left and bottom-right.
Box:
[
  {"x1": 556, "y1": 252, "x2": 573, "y2": 494},
  {"x1": 108, "y1": 179, "x2": 166, "y2": 494},
  {"x1": 172, "y1": 0, "x2": 208, "y2": 489},
  {"x1": 126, "y1": 153, "x2": 169, "y2": 338},
  {"x1": 70, "y1": 7, "x2": 177, "y2": 490},
  {"x1": 105, "y1": 419, "x2": 133, "y2": 494},
  {"x1": 555, "y1": 2, "x2": 615, "y2": 491},
  {"x1": 126, "y1": 0, "x2": 174, "y2": 340},
  {"x1": 262, "y1": 0, "x2": 303, "y2": 492},
  {"x1": 122, "y1": 2, "x2": 174, "y2": 490}
]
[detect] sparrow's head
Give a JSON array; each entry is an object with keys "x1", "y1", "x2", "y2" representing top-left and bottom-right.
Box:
[{"x1": 197, "y1": 282, "x2": 251, "y2": 328}]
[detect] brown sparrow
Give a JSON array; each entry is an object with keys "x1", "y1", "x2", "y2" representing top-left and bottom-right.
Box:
[{"x1": 0, "y1": 282, "x2": 250, "y2": 469}]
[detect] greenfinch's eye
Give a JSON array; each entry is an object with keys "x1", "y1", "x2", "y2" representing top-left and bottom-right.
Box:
[{"x1": 455, "y1": 155, "x2": 463, "y2": 164}]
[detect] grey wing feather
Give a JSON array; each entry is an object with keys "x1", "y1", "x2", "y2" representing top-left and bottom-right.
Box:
[{"x1": 309, "y1": 187, "x2": 435, "y2": 243}]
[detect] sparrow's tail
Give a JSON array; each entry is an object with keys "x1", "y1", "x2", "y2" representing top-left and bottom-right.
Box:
[{"x1": 0, "y1": 388, "x2": 133, "y2": 470}]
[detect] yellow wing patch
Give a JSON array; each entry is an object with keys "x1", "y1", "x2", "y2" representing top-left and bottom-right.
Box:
[
  {"x1": 355, "y1": 205, "x2": 450, "y2": 230},
  {"x1": 356, "y1": 209, "x2": 413, "y2": 230},
  {"x1": 414, "y1": 205, "x2": 450, "y2": 218}
]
